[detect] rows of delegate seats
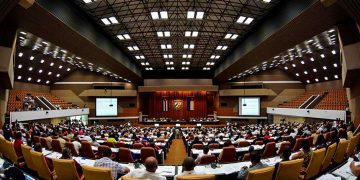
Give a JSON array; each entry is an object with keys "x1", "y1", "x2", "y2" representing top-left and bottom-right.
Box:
[{"x1": 0, "y1": 121, "x2": 359, "y2": 179}]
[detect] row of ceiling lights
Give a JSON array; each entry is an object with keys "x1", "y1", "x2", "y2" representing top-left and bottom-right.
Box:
[
  {"x1": 17, "y1": 32, "x2": 132, "y2": 83},
  {"x1": 98, "y1": 8, "x2": 259, "y2": 71}
]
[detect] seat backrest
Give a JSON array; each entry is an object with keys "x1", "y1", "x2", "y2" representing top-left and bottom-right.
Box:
[
  {"x1": 52, "y1": 159, "x2": 80, "y2": 180},
  {"x1": 292, "y1": 138, "x2": 303, "y2": 152},
  {"x1": 324, "y1": 132, "x2": 331, "y2": 142},
  {"x1": 246, "y1": 166, "x2": 275, "y2": 180},
  {"x1": 208, "y1": 143, "x2": 219, "y2": 149},
  {"x1": 199, "y1": 155, "x2": 216, "y2": 164},
  {"x1": 105, "y1": 142, "x2": 114, "y2": 148},
  {"x1": 275, "y1": 159, "x2": 303, "y2": 180},
  {"x1": 255, "y1": 141, "x2": 263, "y2": 145},
  {"x1": 51, "y1": 139, "x2": 62, "y2": 153},
  {"x1": 0, "y1": 136, "x2": 5, "y2": 155},
  {"x1": 192, "y1": 144, "x2": 204, "y2": 149},
  {"x1": 347, "y1": 136, "x2": 357, "y2": 158},
  {"x1": 121, "y1": 177, "x2": 144, "y2": 180},
  {"x1": 305, "y1": 148, "x2": 326, "y2": 179},
  {"x1": 132, "y1": 143, "x2": 144, "y2": 149},
  {"x1": 65, "y1": 142, "x2": 79, "y2": 156},
  {"x1": 40, "y1": 137, "x2": 51, "y2": 150},
  {"x1": 306, "y1": 136, "x2": 314, "y2": 147},
  {"x1": 82, "y1": 165, "x2": 113, "y2": 180},
  {"x1": 242, "y1": 153, "x2": 250, "y2": 161},
  {"x1": 333, "y1": 140, "x2": 350, "y2": 163},
  {"x1": 277, "y1": 141, "x2": 291, "y2": 155},
  {"x1": 238, "y1": 141, "x2": 250, "y2": 147},
  {"x1": 218, "y1": 147, "x2": 236, "y2": 163},
  {"x1": 21, "y1": 145, "x2": 36, "y2": 172},
  {"x1": 97, "y1": 145, "x2": 110, "y2": 159},
  {"x1": 81, "y1": 141, "x2": 96, "y2": 159},
  {"x1": 262, "y1": 142, "x2": 276, "y2": 158},
  {"x1": 321, "y1": 143, "x2": 337, "y2": 171},
  {"x1": 30, "y1": 150, "x2": 53, "y2": 180},
  {"x1": 32, "y1": 136, "x2": 40, "y2": 143},
  {"x1": 5, "y1": 141, "x2": 19, "y2": 164},
  {"x1": 118, "y1": 147, "x2": 134, "y2": 163},
  {"x1": 140, "y1": 147, "x2": 156, "y2": 163},
  {"x1": 177, "y1": 174, "x2": 215, "y2": 180},
  {"x1": 115, "y1": 142, "x2": 126, "y2": 148}
]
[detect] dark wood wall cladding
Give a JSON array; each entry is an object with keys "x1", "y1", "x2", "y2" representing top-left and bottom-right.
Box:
[
  {"x1": 305, "y1": 80, "x2": 344, "y2": 91},
  {"x1": 217, "y1": 68, "x2": 305, "y2": 116},
  {"x1": 140, "y1": 91, "x2": 212, "y2": 120},
  {"x1": 50, "y1": 70, "x2": 138, "y2": 117},
  {"x1": 14, "y1": 81, "x2": 50, "y2": 93}
]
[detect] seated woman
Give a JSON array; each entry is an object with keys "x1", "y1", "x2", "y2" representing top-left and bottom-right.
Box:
[
  {"x1": 314, "y1": 134, "x2": 327, "y2": 150},
  {"x1": 273, "y1": 146, "x2": 292, "y2": 178},
  {"x1": 292, "y1": 139, "x2": 313, "y2": 170},
  {"x1": 60, "y1": 148, "x2": 83, "y2": 177}
]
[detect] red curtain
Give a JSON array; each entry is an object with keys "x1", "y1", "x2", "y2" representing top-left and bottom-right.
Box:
[{"x1": 143, "y1": 91, "x2": 209, "y2": 120}]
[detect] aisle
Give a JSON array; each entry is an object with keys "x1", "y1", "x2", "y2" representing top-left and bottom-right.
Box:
[{"x1": 164, "y1": 139, "x2": 187, "y2": 165}]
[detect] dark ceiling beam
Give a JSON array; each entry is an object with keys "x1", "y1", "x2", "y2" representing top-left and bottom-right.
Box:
[
  {"x1": 0, "y1": 0, "x2": 20, "y2": 22},
  {"x1": 5, "y1": 0, "x2": 142, "y2": 82},
  {"x1": 214, "y1": 0, "x2": 349, "y2": 82}
]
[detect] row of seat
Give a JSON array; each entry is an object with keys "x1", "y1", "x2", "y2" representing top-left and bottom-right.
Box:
[
  {"x1": 35, "y1": 137, "x2": 158, "y2": 163},
  {"x1": 7, "y1": 90, "x2": 74, "y2": 113}
]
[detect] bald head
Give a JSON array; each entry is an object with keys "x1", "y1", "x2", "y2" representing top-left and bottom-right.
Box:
[
  {"x1": 144, "y1": 157, "x2": 158, "y2": 172},
  {"x1": 182, "y1": 157, "x2": 196, "y2": 171}
]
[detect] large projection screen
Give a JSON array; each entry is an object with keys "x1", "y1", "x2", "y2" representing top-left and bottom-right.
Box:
[
  {"x1": 238, "y1": 97, "x2": 260, "y2": 116},
  {"x1": 96, "y1": 98, "x2": 118, "y2": 116}
]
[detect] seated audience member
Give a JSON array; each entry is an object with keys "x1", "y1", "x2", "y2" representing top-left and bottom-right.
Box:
[
  {"x1": 107, "y1": 133, "x2": 117, "y2": 143},
  {"x1": 350, "y1": 160, "x2": 360, "y2": 177},
  {"x1": 33, "y1": 143, "x2": 54, "y2": 171},
  {"x1": 33, "y1": 143, "x2": 43, "y2": 152},
  {"x1": 292, "y1": 139, "x2": 313, "y2": 170},
  {"x1": 175, "y1": 157, "x2": 204, "y2": 180},
  {"x1": 223, "y1": 139, "x2": 234, "y2": 147},
  {"x1": 195, "y1": 146, "x2": 210, "y2": 164},
  {"x1": 45, "y1": 133, "x2": 53, "y2": 149},
  {"x1": 90, "y1": 135, "x2": 100, "y2": 147},
  {"x1": 273, "y1": 146, "x2": 291, "y2": 178},
  {"x1": 123, "y1": 157, "x2": 166, "y2": 180},
  {"x1": 264, "y1": 131, "x2": 271, "y2": 140},
  {"x1": 94, "y1": 148, "x2": 129, "y2": 179},
  {"x1": 237, "y1": 151, "x2": 268, "y2": 180},
  {"x1": 14, "y1": 132, "x2": 23, "y2": 157},
  {"x1": 60, "y1": 148, "x2": 83, "y2": 177},
  {"x1": 314, "y1": 134, "x2": 327, "y2": 150},
  {"x1": 190, "y1": 137, "x2": 203, "y2": 148},
  {"x1": 328, "y1": 132, "x2": 339, "y2": 146},
  {"x1": 72, "y1": 138, "x2": 81, "y2": 154},
  {"x1": 245, "y1": 131, "x2": 253, "y2": 139}
]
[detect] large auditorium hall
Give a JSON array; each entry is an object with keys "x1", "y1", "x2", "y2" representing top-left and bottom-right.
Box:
[{"x1": 1, "y1": 0, "x2": 360, "y2": 180}]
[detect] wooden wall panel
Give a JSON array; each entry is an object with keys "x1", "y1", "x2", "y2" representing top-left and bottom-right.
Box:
[
  {"x1": 306, "y1": 80, "x2": 343, "y2": 91},
  {"x1": 13, "y1": 81, "x2": 50, "y2": 92}
]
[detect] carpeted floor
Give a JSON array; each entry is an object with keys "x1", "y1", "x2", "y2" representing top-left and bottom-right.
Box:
[{"x1": 164, "y1": 139, "x2": 187, "y2": 165}]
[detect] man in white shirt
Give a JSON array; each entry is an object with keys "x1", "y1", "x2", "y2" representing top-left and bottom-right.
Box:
[
  {"x1": 72, "y1": 138, "x2": 81, "y2": 154},
  {"x1": 123, "y1": 157, "x2": 166, "y2": 180},
  {"x1": 174, "y1": 157, "x2": 204, "y2": 180},
  {"x1": 195, "y1": 146, "x2": 210, "y2": 164}
]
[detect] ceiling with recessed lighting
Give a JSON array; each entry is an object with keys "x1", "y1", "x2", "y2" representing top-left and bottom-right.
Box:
[
  {"x1": 15, "y1": 31, "x2": 131, "y2": 85},
  {"x1": 72, "y1": 0, "x2": 282, "y2": 72},
  {"x1": 228, "y1": 28, "x2": 341, "y2": 84}
]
